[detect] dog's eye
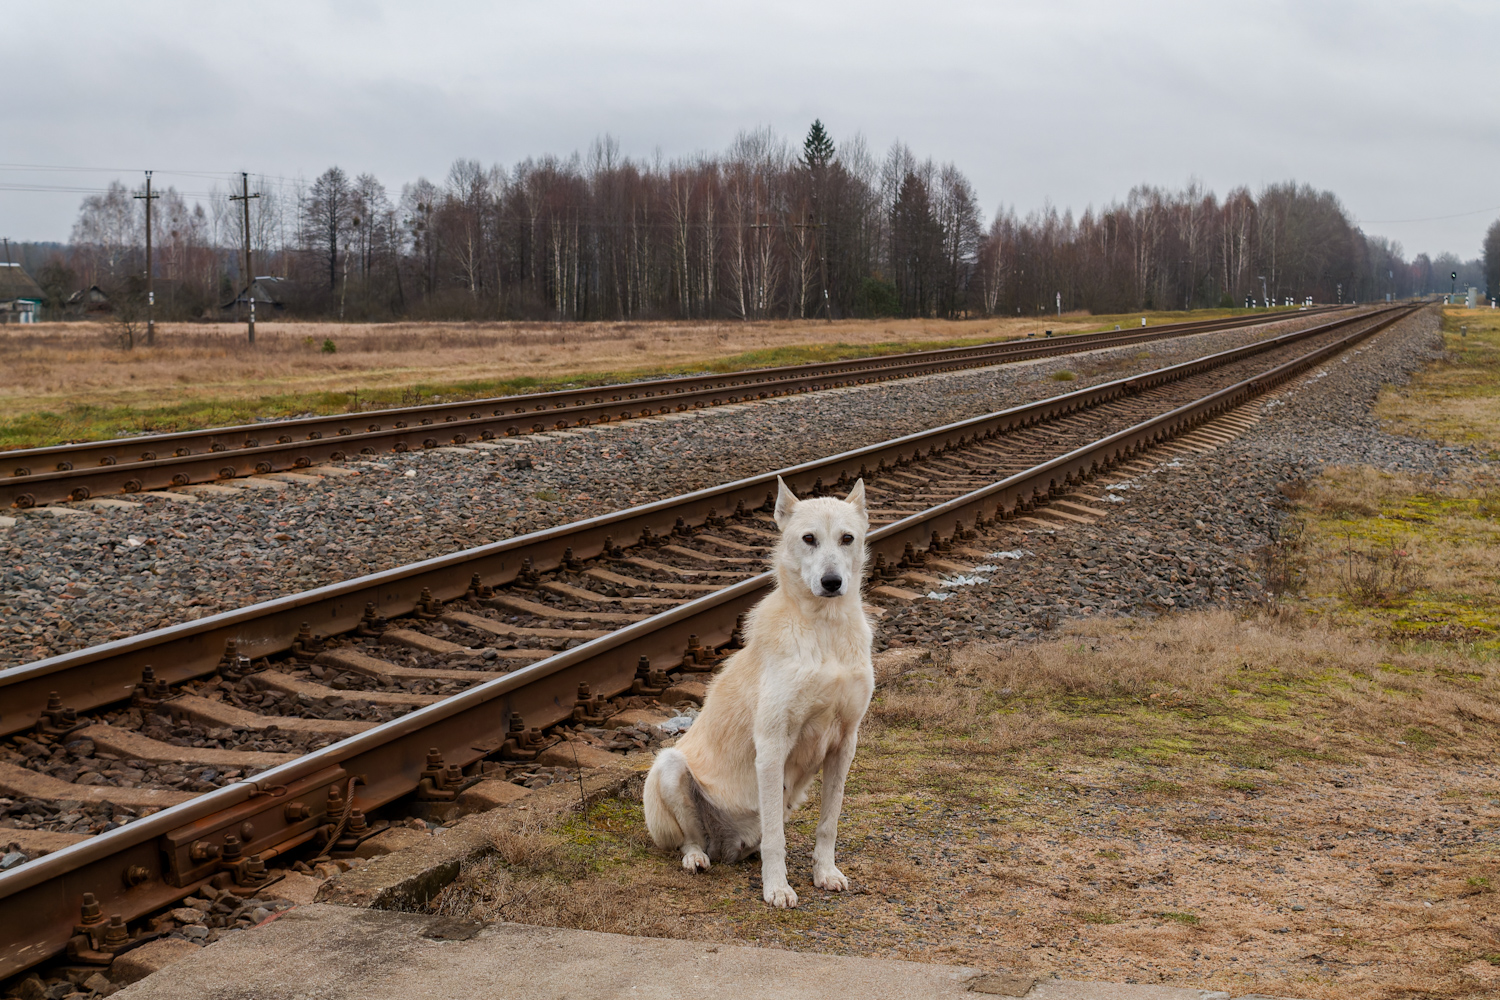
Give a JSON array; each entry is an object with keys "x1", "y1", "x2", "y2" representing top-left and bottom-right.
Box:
[
  {"x1": 840, "y1": 533, "x2": 854, "y2": 546},
  {"x1": 801, "y1": 533, "x2": 816, "y2": 546}
]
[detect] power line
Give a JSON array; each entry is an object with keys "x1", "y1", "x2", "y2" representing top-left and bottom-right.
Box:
[
  {"x1": 0, "y1": 182, "x2": 221, "y2": 198},
  {"x1": 1358, "y1": 204, "x2": 1500, "y2": 225}
]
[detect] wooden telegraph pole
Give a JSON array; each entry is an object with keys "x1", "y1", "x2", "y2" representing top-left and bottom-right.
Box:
[
  {"x1": 228, "y1": 173, "x2": 261, "y2": 344},
  {"x1": 133, "y1": 172, "x2": 159, "y2": 345}
]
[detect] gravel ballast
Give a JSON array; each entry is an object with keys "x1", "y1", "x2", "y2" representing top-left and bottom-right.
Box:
[
  {"x1": 877, "y1": 307, "x2": 1481, "y2": 647},
  {"x1": 0, "y1": 311, "x2": 1434, "y2": 666}
]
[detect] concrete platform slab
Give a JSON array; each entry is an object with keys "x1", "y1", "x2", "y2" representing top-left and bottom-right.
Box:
[
  {"x1": 118, "y1": 905, "x2": 980, "y2": 1000},
  {"x1": 116, "y1": 904, "x2": 1286, "y2": 1000}
]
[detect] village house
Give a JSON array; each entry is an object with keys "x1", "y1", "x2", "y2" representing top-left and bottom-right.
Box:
[{"x1": 0, "y1": 262, "x2": 44, "y2": 324}]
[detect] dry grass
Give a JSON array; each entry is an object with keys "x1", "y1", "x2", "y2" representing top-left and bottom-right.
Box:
[
  {"x1": 1377, "y1": 306, "x2": 1500, "y2": 458},
  {"x1": 429, "y1": 609, "x2": 1500, "y2": 998},
  {"x1": 430, "y1": 802, "x2": 688, "y2": 939},
  {"x1": 875, "y1": 607, "x2": 1500, "y2": 746},
  {"x1": 0, "y1": 306, "x2": 1289, "y2": 448},
  {"x1": 1283, "y1": 464, "x2": 1500, "y2": 647}
]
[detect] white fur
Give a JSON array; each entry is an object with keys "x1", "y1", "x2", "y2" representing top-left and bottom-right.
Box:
[{"x1": 643, "y1": 477, "x2": 875, "y2": 907}]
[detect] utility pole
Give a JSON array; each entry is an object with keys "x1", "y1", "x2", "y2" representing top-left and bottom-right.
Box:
[
  {"x1": 229, "y1": 172, "x2": 261, "y2": 344},
  {"x1": 793, "y1": 214, "x2": 832, "y2": 321},
  {"x1": 133, "y1": 172, "x2": 159, "y2": 345}
]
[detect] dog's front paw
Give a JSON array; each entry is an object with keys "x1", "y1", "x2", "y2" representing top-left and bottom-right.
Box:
[
  {"x1": 812, "y1": 865, "x2": 849, "y2": 892},
  {"x1": 682, "y1": 848, "x2": 711, "y2": 873},
  {"x1": 763, "y1": 883, "x2": 799, "y2": 908}
]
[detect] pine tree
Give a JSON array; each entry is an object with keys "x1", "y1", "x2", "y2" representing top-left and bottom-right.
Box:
[{"x1": 801, "y1": 120, "x2": 835, "y2": 170}]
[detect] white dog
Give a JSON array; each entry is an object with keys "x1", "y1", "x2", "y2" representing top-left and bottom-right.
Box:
[{"x1": 643, "y1": 476, "x2": 875, "y2": 908}]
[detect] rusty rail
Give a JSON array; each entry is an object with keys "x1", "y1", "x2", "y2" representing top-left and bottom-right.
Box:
[
  {"x1": 0, "y1": 307, "x2": 1346, "y2": 509},
  {"x1": 0, "y1": 303, "x2": 1419, "y2": 978}
]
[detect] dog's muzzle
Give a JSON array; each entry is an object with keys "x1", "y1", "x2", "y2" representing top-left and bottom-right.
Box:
[{"x1": 819, "y1": 573, "x2": 843, "y2": 597}]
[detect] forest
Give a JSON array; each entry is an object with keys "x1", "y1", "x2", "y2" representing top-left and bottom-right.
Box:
[{"x1": 14, "y1": 123, "x2": 1489, "y2": 324}]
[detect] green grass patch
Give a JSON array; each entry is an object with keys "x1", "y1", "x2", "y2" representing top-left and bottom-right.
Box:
[
  {"x1": 1077, "y1": 911, "x2": 1121, "y2": 924},
  {"x1": 1158, "y1": 911, "x2": 1200, "y2": 925}
]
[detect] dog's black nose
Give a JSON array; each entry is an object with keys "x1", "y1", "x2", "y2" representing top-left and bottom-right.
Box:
[{"x1": 820, "y1": 574, "x2": 843, "y2": 595}]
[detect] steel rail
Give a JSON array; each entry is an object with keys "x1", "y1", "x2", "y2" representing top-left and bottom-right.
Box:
[
  {"x1": 0, "y1": 304, "x2": 1403, "y2": 732},
  {"x1": 0, "y1": 302, "x2": 1421, "y2": 978},
  {"x1": 0, "y1": 307, "x2": 1347, "y2": 509}
]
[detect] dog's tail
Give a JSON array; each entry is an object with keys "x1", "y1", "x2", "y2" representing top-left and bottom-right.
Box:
[{"x1": 643, "y1": 748, "x2": 689, "y2": 849}]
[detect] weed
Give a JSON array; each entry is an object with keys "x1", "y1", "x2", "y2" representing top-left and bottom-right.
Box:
[
  {"x1": 1050, "y1": 370, "x2": 1077, "y2": 381},
  {"x1": 1337, "y1": 532, "x2": 1421, "y2": 606},
  {"x1": 1254, "y1": 521, "x2": 1305, "y2": 598},
  {"x1": 321, "y1": 338, "x2": 337, "y2": 354},
  {"x1": 1158, "y1": 911, "x2": 1200, "y2": 925},
  {"x1": 533, "y1": 489, "x2": 560, "y2": 502}
]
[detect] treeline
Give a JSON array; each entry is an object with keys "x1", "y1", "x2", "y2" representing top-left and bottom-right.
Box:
[{"x1": 32, "y1": 122, "x2": 1488, "y2": 323}]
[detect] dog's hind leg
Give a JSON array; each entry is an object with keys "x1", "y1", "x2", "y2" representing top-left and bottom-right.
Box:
[
  {"x1": 810, "y1": 727, "x2": 860, "y2": 892},
  {"x1": 643, "y1": 749, "x2": 711, "y2": 872}
]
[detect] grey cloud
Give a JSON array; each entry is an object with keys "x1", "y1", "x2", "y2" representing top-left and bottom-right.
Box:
[{"x1": 3, "y1": 0, "x2": 1495, "y2": 257}]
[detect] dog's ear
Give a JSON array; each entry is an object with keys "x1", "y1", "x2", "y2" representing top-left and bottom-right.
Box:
[
  {"x1": 845, "y1": 478, "x2": 867, "y2": 520},
  {"x1": 774, "y1": 476, "x2": 799, "y2": 530}
]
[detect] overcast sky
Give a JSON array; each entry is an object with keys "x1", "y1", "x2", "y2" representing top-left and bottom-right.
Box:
[{"x1": 4, "y1": 0, "x2": 1496, "y2": 259}]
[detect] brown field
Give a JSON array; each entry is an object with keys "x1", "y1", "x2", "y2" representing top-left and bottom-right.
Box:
[
  {"x1": 0, "y1": 306, "x2": 1287, "y2": 448},
  {"x1": 2, "y1": 315, "x2": 1074, "y2": 405}
]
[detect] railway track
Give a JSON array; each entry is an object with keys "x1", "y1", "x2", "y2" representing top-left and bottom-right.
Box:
[
  {"x1": 0, "y1": 307, "x2": 1346, "y2": 510},
  {"x1": 0, "y1": 303, "x2": 1420, "y2": 979}
]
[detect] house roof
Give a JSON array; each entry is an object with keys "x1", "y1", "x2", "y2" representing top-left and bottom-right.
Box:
[
  {"x1": 0, "y1": 264, "x2": 44, "y2": 302},
  {"x1": 65, "y1": 286, "x2": 111, "y2": 306},
  {"x1": 223, "y1": 276, "x2": 291, "y2": 308}
]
